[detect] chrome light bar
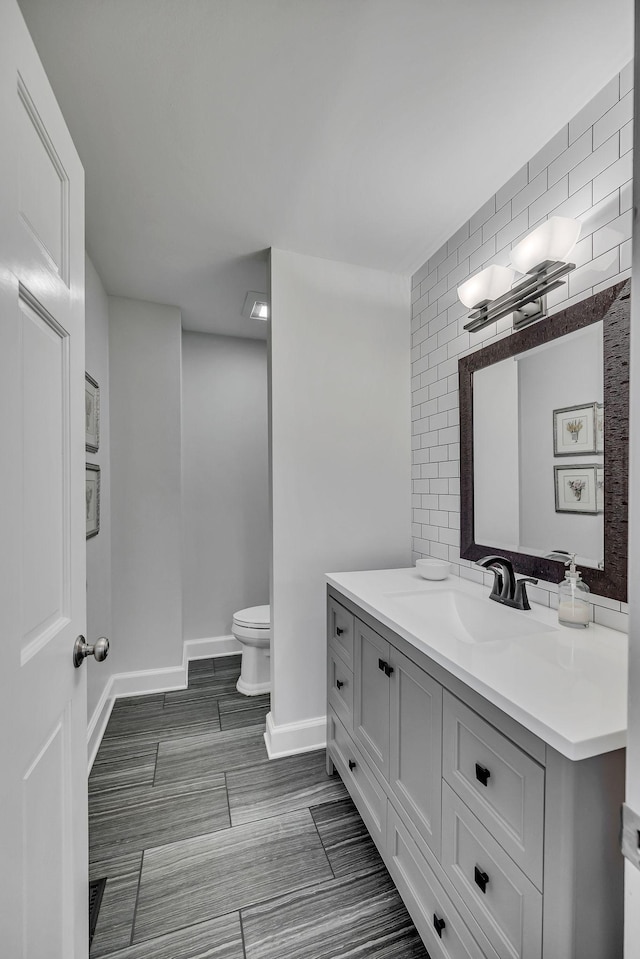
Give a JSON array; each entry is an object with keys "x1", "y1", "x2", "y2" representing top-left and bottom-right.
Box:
[{"x1": 463, "y1": 260, "x2": 575, "y2": 334}]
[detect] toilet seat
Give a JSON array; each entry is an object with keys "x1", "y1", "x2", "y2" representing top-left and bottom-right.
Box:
[{"x1": 233, "y1": 605, "x2": 270, "y2": 629}]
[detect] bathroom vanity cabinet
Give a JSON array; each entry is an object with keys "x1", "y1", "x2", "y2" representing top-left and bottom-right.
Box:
[{"x1": 326, "y1": 585, "x2": 625, "y2": 959}]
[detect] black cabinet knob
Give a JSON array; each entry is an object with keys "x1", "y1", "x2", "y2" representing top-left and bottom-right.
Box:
[
  {"x1": 433, "y1": 914, "x2": 446, "y2": 938},
  {"x1": 378, "y1": 658, "x2": 386, "y2": 672},
  {"x1": 475, "y1": 763, "x2": 491, "y2": 787},
  {"x1": 336, "y1": 627, "x2": 344, "y2": 636},
  {"x1": 378, "y1": 659, "x2": 394, "y2": 677},
  {"x1": 474, "y1": 866, "x2": 489, "y2": 894},
  {"x1": 348, "y1": 759, "x2": 357, "y2": 771},
  {"x1": 336, "y1": 679, "x2": 344, "y2": 689}
]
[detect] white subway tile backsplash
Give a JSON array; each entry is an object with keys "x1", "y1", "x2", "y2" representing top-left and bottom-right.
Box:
[
  {"x1": 568, "y1": 248, "x2": 619, "y2": 297},
  {"x1": 528, "y1": 175, "x2": 569, "y2": 226},
  {"x1": 552, "y1": 182, "x2": 593, "y2": 221},
  {"x1": 496, "y1": 209, "x2": 529, "y2": 254},
  {"x1": 482, "y1": 201, "x2": 512, "y2": 242},
  {"x1": 568, "y1": 133, "x2": 619, "y2": 196},
  {"x1": 511, "y1": 170, "x2": 548, "y2": 220},
  {"x1": 592, "y1": 209, "x2": 633, "y2": 257},
  {"x1": 594, "y1": 605, "x2": 629, "y2": 633},
  {"x1": 412, "y1": 67, "x2": 632, "y2": 620},
  {"x1": 529, "y1": 125, "x2": 569, "y2": 180},
  {"x1": 458, "y1": 228, "x2": 483, "y2": 262},
  {"x1": 447, "y1": 221, "x2": 470, "y2": 256},
  {"x1": 569, "y1": 75, "x2": 619, "y2": 144},
  {"x1": 548, "y1": 130, "x2": 592, "y2": 186},
  {"x1": 620, "y1": 178, "x2": 633, "y2": 213},
  {"x1": 469, "y1": 196, "x2": 496, "y2": 234},
  {"x1": 592, "y1": 150, "x2": 633, "y2": 203},
  {"x1": 469, "y1": 235, "x2": 497, "y2": 272},
  {"x1": 593, "y1": 92, "x2": 634, "y2": 149},
  {"x1": 495, "y1": 165, "x2": 528, "y2": 210},
  {"x1": 438, "y1": 249, "x2": 458, "y2": 282},
  {"x1": 427, "y1": 242, "x2": 448, "y2": 274},
  {"x1": 620, "y1": 60, "x2": 634, "y2": 98},
  {"x1": 592, "y1": 268, "x2": 631, "y2": 294}
]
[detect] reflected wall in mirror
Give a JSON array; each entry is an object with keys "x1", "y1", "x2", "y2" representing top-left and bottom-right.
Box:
[{"x1": 459, "y1": 280, "x2": 629, "y2": 602}]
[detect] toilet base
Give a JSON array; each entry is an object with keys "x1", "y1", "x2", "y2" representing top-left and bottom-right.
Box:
[
  {"x1": 236, "y1": 642, "x2": 271, "y2": 697},
  {"x1": 236, "y1": 675, "x2": 271, "y2": 696}
]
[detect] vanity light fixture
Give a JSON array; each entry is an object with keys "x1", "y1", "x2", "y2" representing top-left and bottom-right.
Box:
[
  {"x1": 457, "y1": 216, "x2": 581, "y2": 334},
  {"x1": 242, "y1": 291, "x2": 270, "y2": 321}
]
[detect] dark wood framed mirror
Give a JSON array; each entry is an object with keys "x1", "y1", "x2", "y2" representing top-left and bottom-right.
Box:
[{"x1": 459, "y1": 280, "x2": 629, "y2": 602}]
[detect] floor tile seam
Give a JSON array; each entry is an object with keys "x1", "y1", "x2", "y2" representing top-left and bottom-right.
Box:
[
  {"x1": 152, "y1": 742, "x2": 159, "y2": 787},
  {"x1": 226, "y1": 784, "x2": 349, "y2": 827},
  {"x1": 88, "y1": 779, "x2": 228, "y2": 814},
  {"x1": 236, "y1": 868, "x2": 366, "y2": 925},
  {"x1": 238, "y1": 910, "x2": 249, "y2": 959},
  {"x1": 155, "y1": 720, "x2": 267, "y2": 748},
  {"x1": 227, "y1": 803, "x2": 344, "y2": 839},
  {"x1": 92, "y1": 810, "x2": 237, "y2": 861},
  {"x1": 127, "y1": 849, "x2": 145, "y2": 948},
  {"x1": 126, "y1": 909, "x2": 243, "y2": 952}
]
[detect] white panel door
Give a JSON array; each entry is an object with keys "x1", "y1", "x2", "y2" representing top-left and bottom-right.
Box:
[{"x1": 0, "y1": 2, "x2": 88, "y2": 957}]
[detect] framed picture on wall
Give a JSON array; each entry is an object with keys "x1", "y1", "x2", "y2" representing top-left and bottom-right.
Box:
[
  {"x1": 86, "y1": 464, "x2": 100, "y2": 538},
  {"x1": 553, "y1": 402, "x2": 597, "y2": 456},
  {"x1": 554, "y1": 464, "x2": 599, "y2": 514},
  {"x1": 85, "y1": 372, "x2": 100, "y2": 453}
]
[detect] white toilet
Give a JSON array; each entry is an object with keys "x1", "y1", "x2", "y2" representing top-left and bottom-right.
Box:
[{"x1": 231, "y1": 604, "x2": 271, "y2": 696}]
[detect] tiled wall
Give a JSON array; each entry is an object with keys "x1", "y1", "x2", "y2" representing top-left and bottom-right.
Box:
[{"x1": 410, "y1": 63, "x2": 633, "y2": 632}]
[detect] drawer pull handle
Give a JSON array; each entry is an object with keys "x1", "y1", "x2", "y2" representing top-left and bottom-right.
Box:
[
  {"x1": 474, "y1": 866, "x2": 489, "y2": 894},
  {"x1": 475, "y1": 763, "x2": 491, "y2": 787},
  {"x1": 378, "y1": 659, "x2": 394, "y2": 677},
  {"x1": 336, "y1": 679, "x2": 344, "y2": 689},
  {"x1": 336, "y1": 627, "x2": 344, "y2": 636},
  {"x1": 348, "y1": 759, "x2": 357, "y2": 771},
  {"x1": 433, "y1": 915, "x2": 446, "y2": 938}
]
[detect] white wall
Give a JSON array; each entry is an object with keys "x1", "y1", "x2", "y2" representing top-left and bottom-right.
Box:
[
  {"x1": 411, "y1": 62, "x2": 633, "y2": 630},
  {"x1": 108, "y1": 297, "x2": 183, "y2": 674},
  {"x1": 84, "y1": 255, "x2": 112, "y2": 720},
  {"x1": 182, "y1": 332, "x2": 269, "y2": 640},
  {"x1": 269, "y1": 248, "x2": 411, "y2": 747}
]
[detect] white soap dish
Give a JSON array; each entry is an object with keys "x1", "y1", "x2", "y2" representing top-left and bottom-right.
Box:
[{"x1": 416, "y1": 558, "x2": 451, "y2": 580}]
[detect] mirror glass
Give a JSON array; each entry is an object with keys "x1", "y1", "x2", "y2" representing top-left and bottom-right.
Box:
[{"x1": 473, "y1": 322, "x2": 604, "y2": 569}]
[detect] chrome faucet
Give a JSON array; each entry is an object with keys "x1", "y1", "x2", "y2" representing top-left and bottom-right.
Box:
[{"x1": 477, "y1": 555, "x2": 538, "y2": 611}]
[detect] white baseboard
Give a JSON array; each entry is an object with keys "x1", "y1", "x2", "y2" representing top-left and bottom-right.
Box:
[
  {"x1": 263, "y1": 710, "x2": 327, "y2": 759},
  {"x1": 183, "y1": 635, "x2": 241, "y2": 663},
  {"x1": 86, "y1": 634, "x2": 240, "y2": 771}
]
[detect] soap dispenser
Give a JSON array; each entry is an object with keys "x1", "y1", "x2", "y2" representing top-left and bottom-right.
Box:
[{"x1": 558, "y1": 554, "x2": 591, "y2": 627}]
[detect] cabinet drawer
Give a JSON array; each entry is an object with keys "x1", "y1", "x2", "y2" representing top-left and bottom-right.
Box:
[
  {"x1": 442, "y1": 692, "x2": 544, "y2": 888},
  {"x1": 442, "y1": 783, "x2": 542, "y2": 959},
  {"x1": 328, "y1": 647, "x2": 353, "y2": 729},
  {"x1": 327, "y1": 710, "x2": 387, "y2": 848},
  {"x1": 387, "y1": 803, "x2": 498, "y2": 959},
  {"x1": 328, "y1": 597, "x2": 354, "y2": 668}
]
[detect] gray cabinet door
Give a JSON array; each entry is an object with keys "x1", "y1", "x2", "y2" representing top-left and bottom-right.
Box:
[
  {"x1": 389, "y1": 648, "x2": 443, "y2": 858},
  {"x1": 353, "y1": 619, "x2": 390, "y2": 778}
]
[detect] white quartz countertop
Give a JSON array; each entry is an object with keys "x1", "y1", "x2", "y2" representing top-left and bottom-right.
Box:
[{"x1": 326, "y1": 567, "x2": 628, "y2": 761}]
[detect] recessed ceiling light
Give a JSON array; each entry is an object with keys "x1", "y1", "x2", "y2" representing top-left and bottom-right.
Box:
[{"x1": 242, "y1": 291, "x2": 269, "y2": 321}]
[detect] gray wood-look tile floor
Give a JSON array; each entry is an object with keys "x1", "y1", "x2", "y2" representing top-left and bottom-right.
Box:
[{"x1": 89, "y1": 654, "x2": 428, "y2": 959}]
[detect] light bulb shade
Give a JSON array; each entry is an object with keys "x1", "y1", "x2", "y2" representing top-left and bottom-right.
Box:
[
  {"x1": 511, "y1": 216, "x2": 581, "y2": 275},
  {"x1": 457, "y1": 264, "x2": 515, "y2": 309}
]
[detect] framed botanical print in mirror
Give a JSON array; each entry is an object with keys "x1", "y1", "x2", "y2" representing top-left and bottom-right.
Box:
[{"x1": 458, "y1": 280, "x2": 629, "y2": 602}]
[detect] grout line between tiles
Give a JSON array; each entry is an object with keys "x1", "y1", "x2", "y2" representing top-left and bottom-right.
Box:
[
  {"x1": 239, "y1": 910, "x2": 249, "y2": 959},
  {"x1": 128, "y1": 849, "x2": 145, "y2": 947}
]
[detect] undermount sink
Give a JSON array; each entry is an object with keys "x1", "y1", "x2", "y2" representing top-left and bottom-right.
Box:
[{"x1": 383, "y1": 588, "x2": 555, "y2": 645}]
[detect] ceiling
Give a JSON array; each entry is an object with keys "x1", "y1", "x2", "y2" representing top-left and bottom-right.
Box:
[{"x1": 18, "y1": 0, "x2": 633, "y2": 339}]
